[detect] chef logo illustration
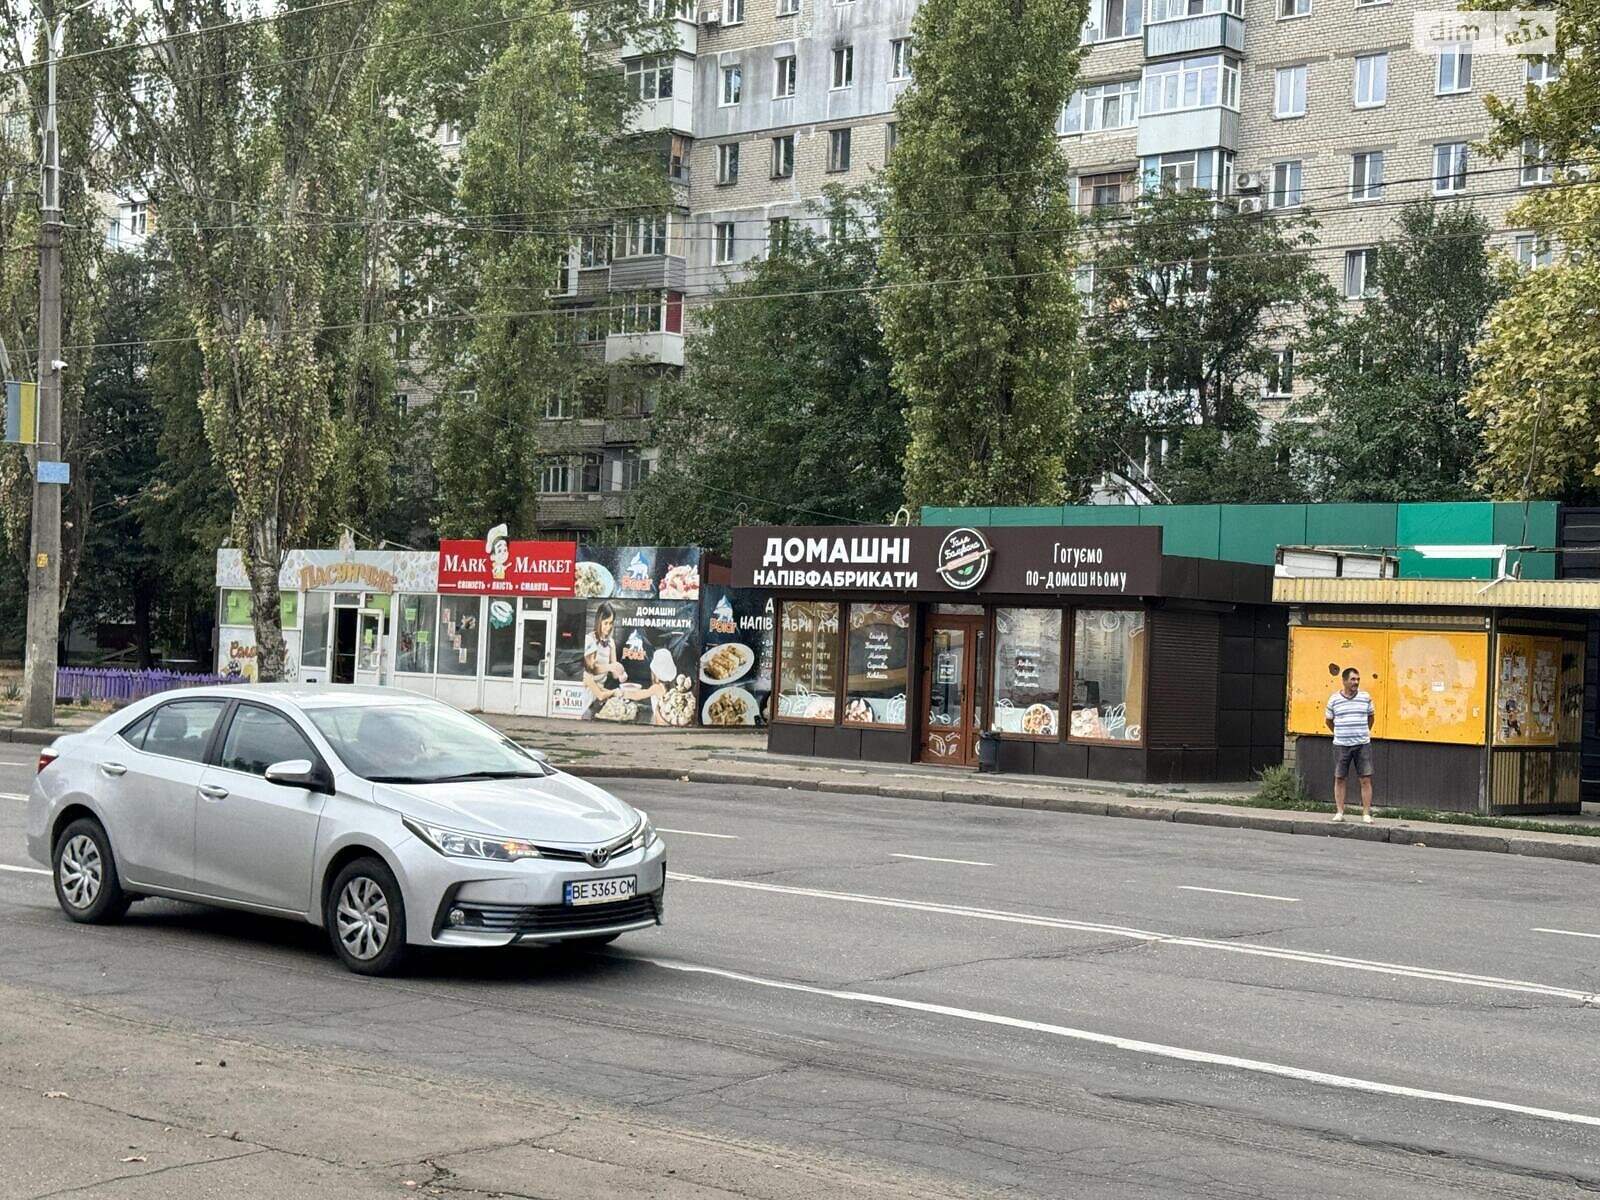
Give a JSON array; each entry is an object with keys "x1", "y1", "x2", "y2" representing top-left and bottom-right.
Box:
[{"x1": 485, "y1": 523, "x2": 511, "y2": 581}]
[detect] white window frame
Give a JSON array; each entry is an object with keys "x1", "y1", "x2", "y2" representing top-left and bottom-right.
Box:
[
  {"x1": 1520, "y1": 137, "x2": 1553, "y2": 186},
  {"x1": 1344, "y1": 248, "x2": 1377, "y2": 299},
  {"x1": 885, "y1": 121, "x2": 898, "y2": 161},
  {"x1": 777, "y1": 0, "x2": 800, "y2": 14},
  {"x1": 1083, "y1": 0, "x2": 1142, "y2": 43},
  {"x1": 1350, "y1": 150, "x2": 1384, "y2": 202},
  {"x1": 1269, "y1": 160, "x2": 1303, "y2": 209},
  {"x1": 828, "y1": 127, "x2": 852, "y2": 172},
  {"x1": 890, "y1": 38, "x2": 912, "y2": 81},
  {"x1": 771, "y1": 134, "x2": 795, "y2": 178},
  {"x1": 774, "y1": 54, "x2": 797, "y2": 97},
  {"x1": 1274, "y1": 65, "x2": 1306, "y2": 118},
  {"x1": 1436, "y1": 43, "x2": 1473, "y2": 94},
  {"x1": 831, "y1": 45, "x2": 854, "y2": 90},
  {"x1": 619, "y1": 214, "x2": 669, "y2": 258},
  {"x1": 1526, "y1": 57, "x2": 1558, "y2": 86},
  {"x1": 716, "y1": 142, "x2": 739, "y2": 185},
  {"x1": 714, "y1": 222, "x2": 736, "y2": 264},
  {"x1": 1432, "y1": 142, "x2": 1468, "y2": 195},
  {"x1": 1264, "y1": 348, "x2": 1294, "y2": 398},
  {"x1": 1141, "y1": 54, "x2": 1239, "y2": 116},
  {"x1": 1353, "y1": 53, "x2": 1387, "y2": 108},
  {"x1": 721, "y1": 64, "x2": 743, "y2": 106},
  {"x1": 440, "y1": 119, "x2": 463, "y2": 145},
  {"x1": 768, "y1": 216, "x2": 792, "y2": 254},
  {"x1": 625, "y1": 56, "x2": 673, "y2": 102},
  {"x1": 722, "y1": 0, "x2": 745, "y2": 23},
  {"x1": 1279, "y1": 0, "x2": 1310, "y2": 18},
  {"x1": 1060, "y1": 79, "x2": 1140, "y2": 135},
  {"x1": 545, "y1": 392, "x2": 572, "y2": 420},
  {"x1": 1148, "y1": 0, "x2": 1241, "y2": 21},
  {"x1": 1512, "y1": 233, "x2": 1552, "y2": 271},
  {"x1": 127, "y1": 200, "x2": 148, "y2": 235},
  {"x1": 540, "y1": 461, "x2": 573, "y2": 494}
]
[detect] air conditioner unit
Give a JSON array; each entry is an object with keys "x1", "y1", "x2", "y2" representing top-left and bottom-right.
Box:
[
  {"x1": 1236, "y1": 196, "x2": 1265, "y2": 215},
  {"x1": 1234, "y1": 170, "x2": 1263, "y2": 192},
  {"x1": 699, "y1": 9, "x2": 720, "y2": 25}
]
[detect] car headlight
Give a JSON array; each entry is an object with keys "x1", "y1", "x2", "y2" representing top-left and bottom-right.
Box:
[
  {"x1": 629, "y1": 814, "x2": 658, "y2": 852},
  {"x1": 403, "y1": 817, "x2": 542, "y2": 861}
]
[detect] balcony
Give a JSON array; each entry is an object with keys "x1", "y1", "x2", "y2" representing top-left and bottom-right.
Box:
[
  {"x1": 1144, "y1": 12, "x2": 1244, "y2": 59},
  {"x1": 621, "y1": 15, "x2": 697, "y2": 59},
  {"x1": 609, "y1": 253, "x2": 687, "y2": 292},
  {"x1": 605, "y1": 331, "x2": 685, "y2": 366},
  {"x1": 536, "y1": 493, "x2": 629, "y2": 529},
  {"x1": 604, "y1": 416, "x2": 647, "y2": 445},
  {"x1": 1136, "y1": 107, "x2": 1240, "y2": 157},
  {"x1": 537, "y1": 418, "x2": 605, "y2": 452}
]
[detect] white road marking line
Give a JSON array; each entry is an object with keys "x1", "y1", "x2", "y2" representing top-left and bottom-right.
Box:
[
  {"x1": 1178, "y1": 886, "x2": 1300, "y2": 903},
  {"x1": 656, "y1": 828, "x2": 739, "y2": 840},
  {"x1": 1534, "y1": 927, "x2": 1600, "y2": 941},
  {"x1": 890, "y1": 853, "x2": 994, "y2": 867},
  {"x1": 641, "y1": 956, "x2": 1600, "y2": 1131},
  {"x1": 0, "y1": 863, "x2": 49, "y2": 876},
  {"x1": 665, "y1": 873, "x2": 1600, "y2": 1004}
]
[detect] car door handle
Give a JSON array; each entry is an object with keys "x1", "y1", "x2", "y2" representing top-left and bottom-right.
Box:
[
  {"x1": 98, "y1": 762, "x2": 127, "y2": 777},
  {"x1": 199, "y1": 784, "x2": 229, "y2": 801}
]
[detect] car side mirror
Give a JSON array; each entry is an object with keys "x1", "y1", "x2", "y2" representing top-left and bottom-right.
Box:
[{"x1": 265, "y1": 759, "x2": 333, "y2": 793}]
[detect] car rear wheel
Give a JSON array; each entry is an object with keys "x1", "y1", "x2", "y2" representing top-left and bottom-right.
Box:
[
  {"x1": 327, "y1": 858, "x2": 408, "y2": 976},
  {"x1": 53, "y1": 818, "x2": 130, "y2": 925}
]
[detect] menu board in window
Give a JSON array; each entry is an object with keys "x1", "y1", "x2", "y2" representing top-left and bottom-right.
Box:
[
  {"x1": 777, "y1": 601, "x2": 839, "y2": 721},
  {"x1": 844, "y1": 604, "x2": 910, "y2": 727},
  {"x1": 991, "y1": 607, "x2": 1062, "y2": 736}
]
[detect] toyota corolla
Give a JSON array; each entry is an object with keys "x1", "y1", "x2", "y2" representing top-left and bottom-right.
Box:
[{"x1": 24, "y1": 686, "x2": 666, "y2": 974}]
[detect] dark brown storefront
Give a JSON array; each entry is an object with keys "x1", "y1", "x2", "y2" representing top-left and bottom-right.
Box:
[{"x1": 729, "y1": 525, "x2": 1287, "y2": 784}]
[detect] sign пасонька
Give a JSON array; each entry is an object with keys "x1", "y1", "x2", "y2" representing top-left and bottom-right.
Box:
[{"x1": 729, "y1": 526, "x2": 1163, "y2": 597}]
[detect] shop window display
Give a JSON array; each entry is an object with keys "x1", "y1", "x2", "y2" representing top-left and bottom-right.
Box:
[
  {"x1": 992, "y1": 607, "x2": 1062, "y2": 736},
  {"x1": 1070, "y1": 609, "x2": 1146, "y2": 742},
  {"x1": 843, "y1": 603, "x2": 910, "y2": 727},
  {"x1": 777, "y1": 601, "x2": 840, "y2": 721}
]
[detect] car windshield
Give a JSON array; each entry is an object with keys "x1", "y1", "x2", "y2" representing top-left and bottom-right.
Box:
[{"x1": 306, "y1": 702, "x2": 549, "y2": 784}]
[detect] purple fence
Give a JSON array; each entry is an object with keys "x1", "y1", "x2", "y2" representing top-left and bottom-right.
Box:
[{"x1": 56, "y1": 668, "x2": 240, "y2": 706}]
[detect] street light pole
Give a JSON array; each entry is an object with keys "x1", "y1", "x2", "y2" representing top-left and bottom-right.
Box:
[{"x1": 20, "y1": 13, "x2": 68, "y2": 730}]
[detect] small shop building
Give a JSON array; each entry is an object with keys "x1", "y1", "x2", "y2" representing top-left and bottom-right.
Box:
[{"x1": 729, "y1": 524, "x2": 1288, "y2": 783}]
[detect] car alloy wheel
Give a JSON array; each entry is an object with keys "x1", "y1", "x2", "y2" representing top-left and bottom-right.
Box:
[
  {"x1": 58, "y1": 834, "x2": 102, "y2": 910},
  {"x1": 335, "y1": 875, "x2": 390, "y2": 961}
]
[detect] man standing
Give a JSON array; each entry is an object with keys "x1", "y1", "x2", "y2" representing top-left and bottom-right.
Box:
[{"x1": 1325, "y1": 668, "x2": 1376, "y2": 823}]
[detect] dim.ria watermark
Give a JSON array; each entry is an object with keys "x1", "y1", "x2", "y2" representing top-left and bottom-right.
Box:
[{"x1": 1413, "y1": 9, "x2": 1558, "y2": 57}]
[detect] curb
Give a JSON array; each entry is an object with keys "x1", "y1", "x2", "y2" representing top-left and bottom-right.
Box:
[
  {"x1": 2, "y1": 729, "x2": 64, "y2": 746},
  {"x1": 557, "y1": 764, "x2": 1600, "y2": 867}
]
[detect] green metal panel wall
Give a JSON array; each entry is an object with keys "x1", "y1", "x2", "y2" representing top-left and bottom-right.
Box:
[
  {"x1": 1139, "y1": 505, "x2": 1222, "y2": 559},
  {"x1": 1397, "y1": 504, "x2": 1495, "y2": 578},
  {"x1": 1303, "y1": 504, "x2": 1397, "y2": 553},
  {"x1": 1491, "y1": 502, "x2": 1557, "y2": 580},
  {"x1": 1220, "y1": 507, "x2": 1308, "y2": 565}
]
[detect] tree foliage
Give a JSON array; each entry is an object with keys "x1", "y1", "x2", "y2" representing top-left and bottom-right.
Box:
[
  {"x1": 879, "y1": 0, "x2": 1087, "y2": 509},
  {"x1": 1294, "y1": 202, "x2": 1501, "y2": 501},
  {"x1": 628, "y1": 190, "x2": 904, "y2": 552}
]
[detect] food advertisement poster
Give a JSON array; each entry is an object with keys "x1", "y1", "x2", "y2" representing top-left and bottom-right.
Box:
[
  {"x1": 574, "y1": 545, "x2": 701, "y2": 601},
  {"x1": 552, "y1": 598, "x2": 701, "y2": 725},
  {"x1": 698, "y1": 586, "x2": 774, "y2": 727}
]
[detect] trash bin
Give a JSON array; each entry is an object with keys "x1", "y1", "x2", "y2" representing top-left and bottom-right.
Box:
[{"x1": 978, "y1": 731, "x2": 1002, "y2": 774}]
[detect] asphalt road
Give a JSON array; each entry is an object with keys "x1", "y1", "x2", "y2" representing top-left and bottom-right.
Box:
[{"x1": 2, "y1": 746, "x2": 1600, "y2": 1199}]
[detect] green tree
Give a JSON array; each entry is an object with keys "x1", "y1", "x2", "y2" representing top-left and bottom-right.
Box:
[
  {"x1": 1084, "y1": 188, "x2": 1332, "y2": 502},
  {"x1": 879, "y1": 0, "x2": 1087, "y2": 508},
  {"x1": 628, "y1": 190, "x2": 904, "y2": 551},
  {"x1": 1294, "y1": 202, "x2": 1501, "y2": 501}
]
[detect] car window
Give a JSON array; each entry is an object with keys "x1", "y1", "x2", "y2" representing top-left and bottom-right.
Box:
[
  {"x1": 118, "y1": 713, "x2": 153, "y2": 749},
  {"x1": 307, "y1": 701, "x2": 546, "y2": 783},
  {"x1": 140, "y1": 699, "x2": 227, "y2": 764},
  {"x1": 218, "y1": 705, "x2": 317, "y2": 777}
]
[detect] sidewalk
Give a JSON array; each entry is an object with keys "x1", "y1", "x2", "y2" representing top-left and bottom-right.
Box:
[{"x1": 10, "y1": 706, "x2": 1600, "y2": 866}]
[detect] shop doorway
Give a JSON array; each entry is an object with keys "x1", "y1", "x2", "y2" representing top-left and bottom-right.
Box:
[
  {"x1": 513, "y1": 604, "x2": 553, "y2": 716},
  {"x1": 921, "y1": 613, "x2": 985, "y2": 767},
  {"x1": 332, "y1": 607, "x2": 359, "y2": 684},
  {"x1": 354, "y1": 608, "x2": 387, "y2": 687}
]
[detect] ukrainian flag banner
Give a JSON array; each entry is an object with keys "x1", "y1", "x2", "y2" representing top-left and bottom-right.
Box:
[{"x1": 4, "y1": 380, "x2": 37, "y2": 444}]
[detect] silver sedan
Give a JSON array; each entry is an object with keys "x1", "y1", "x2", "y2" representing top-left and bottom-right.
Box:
[{"x1": 24, "y1": 685, "x2": 666, "y2": 974}]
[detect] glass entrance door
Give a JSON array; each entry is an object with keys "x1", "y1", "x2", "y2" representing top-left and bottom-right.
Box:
[
  {"x1": 922, "y1": 617, "x2": 982, "y2": 766},
  {"x1": 354, "y1": 609, "x2": 387, "y2": 686},
  {"x1": 513, "y1": 607, "x2": 553, "y2": 717}
]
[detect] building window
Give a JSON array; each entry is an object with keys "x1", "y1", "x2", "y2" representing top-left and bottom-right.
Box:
[
  {"x1": 1270, "y1": 160, "x2": 1302, "y2": 209},
  {"x1": 545, "y1": 391, "x2": 571, "y2": 419},
  {"x1": 1353, "y1": 53, "x2": 1387, "y2": 107},
  {"x1": 395, "y1": 595, "x2": 437, "y2": 674},
  {"x1": 776, "y1": 601, "x2": 840, "y2": 722},
  {"x1": 774, "y1": 54, "x2": 797, "y2": 97},
  {"x1": 843, "y1": 604, "x2": 911, "y2": 728},
  {"x1": 716, "y1": 142, "x2": 740, "y2": 185},
  {"x1": 1265, "y1": 348, "x2": 1294, "y2": 397},
  {"x1": 714, "y1": 221, "x2": 736, "y2": 263},
  {"x1": 1142, "y1": 55, "x2": 1239, "y2": 116},
  {"x1": 626, "y1": 56, "x2": 673, "y2": 101},
  {"x1": 1141, "y1": 149, "x2": 1230, "y2": 193},
  {"x1": 722, "y1": 0, "x2": 745, "y2": 23},
  {"x1": 1350, "y1": 150, "x2": 1384, "y2": 201},
  {"x1": 1070, "y1": 610, "x2": 1146, "y2": 744},
  {"x1": 1060, "y1": 79, "x2": 1140, "y2": 134},
  {"x1": 890, "y1": 38, "x2": 912, "y2": 81},
  {"x1": 990, "y1": 608, "x2": 1062, "y2": 737},
  {"x1": 440, "y1": 119, "x2": 463, "y2": 145},
  {"x1": 828, "y1": 127, "x2": 852, "y2": 172},
  {"x1": 1526, "y1": 57, "x2": 1559, "y2": 86},
  {"x1": 580, "y1": 453, "x2": 604, "y2": 494},
  {"x1": 437, "y1": 597, "x2": 481, "y2": 677},
  {"x1": 1344, "y1": 248, "x2": 1377, "y2": 299},
  {"x1": 721, "y1": 64, "x2": 742, "y2": 106},
  {"x1": 1083, "y1": 0, "x2": 1141, "y2": 42},
  {"x1": 616, "y1": 449, "x2": 653, "y2": 490},
  {"x1": 126, "y1": 201, "x2": 148, "y2": 235},
  {"x1": 1513, "y1": 234, "x2": 1552, "y2": 271},
  {"x1": 1148, "y1": 0, "x2": 1241, "y2": 19},
  {"x1": 393, "y1": 392, "x2": 410, "y2": 415},
  {"x1": 885, "y1": 121, "x2": 898, "y2": 162},
  {"x1": 768, "y1": 216, "x2": 792, "y2": 254},
  {"x1": 1520, "y1": 137, "x2": 1553, "y2": 185},
  {"x1": 579, "y1": 227, "x2": 611, "y2": 267},
  {"x1": 1280, "y1": 0, "x2": 1310, "y2": 16},
  {"x1": 771, "y1": 134, "x2": 795, "y2": 178},
  {"x1": 618, "y1": 214, "x2": 668, "y2": 257},
  {"x1": 1436, "y1": 43, "x2": 1473, "y2": 94},
  {"x1": 778, "y1": 0, "x2": 800, "y2": 14},
  {"x1": 831, "y1": 45, "x2": 854, "y2": 89},
  {"x1": 540, "y1": 461, "x2": 572, "y2": 493},
  {"x1": 1274, "y1": 64, "x2": 1306, "y2": 118},
  {"x1": 1077, "y1": 170, "x2": 1134, "y2": 213},
  {"x1": 1433, "y1": 142, "x2": 1468, "y2": 194},
  {"x1": 612, "y1": 290, "x2": 669, "y2": 334}
]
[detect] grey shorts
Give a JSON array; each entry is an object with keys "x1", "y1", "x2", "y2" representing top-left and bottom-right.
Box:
[{"x1": 1334, "y1": 742, "x2": 1374, "y2": 779}]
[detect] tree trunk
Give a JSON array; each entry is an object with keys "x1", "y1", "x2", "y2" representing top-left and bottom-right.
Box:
[{"x1": 246, "y1": 518, "x2": 287, "y2": 682}]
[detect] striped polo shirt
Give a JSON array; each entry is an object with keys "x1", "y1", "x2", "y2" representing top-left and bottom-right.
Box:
[{"x1": 1326, "y1": 690, "x2": 1374, "y2": 745}]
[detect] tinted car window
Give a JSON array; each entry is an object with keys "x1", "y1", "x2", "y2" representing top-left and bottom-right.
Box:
[
  {"x1": 118, "y1": 713, "x2": 153, "y2": 749},
  {"x1": 219, "y1": 705, "x2": 316, "y2": 777},
  {"x1": 307, "y1": 701, "x2": 546, "y2": 783},
  {"x1": 141, "y1": 700, "x2": 227, "y2": 764}
]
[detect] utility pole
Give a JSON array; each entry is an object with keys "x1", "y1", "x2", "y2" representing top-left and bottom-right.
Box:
[{"x1": 20, "y1": 13, "x2": 68, "y2": 730}]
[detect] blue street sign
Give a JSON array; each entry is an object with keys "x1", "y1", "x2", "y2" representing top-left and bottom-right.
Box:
[{"x1": 36, "y1": 460, "x2": 70, "y2": 485}]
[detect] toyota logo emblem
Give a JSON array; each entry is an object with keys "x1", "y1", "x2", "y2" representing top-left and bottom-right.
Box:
[{"x1": 587, "y1": 846, "x2": 612, "y2": 868}]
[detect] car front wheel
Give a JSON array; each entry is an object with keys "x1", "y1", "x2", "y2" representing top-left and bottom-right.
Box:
[
  {"x1": 53, "y1": 817, "x2": 131, "y2": 924},
  {"x1": 327, "y1": 858, "x2": 408, "y2": 976}
]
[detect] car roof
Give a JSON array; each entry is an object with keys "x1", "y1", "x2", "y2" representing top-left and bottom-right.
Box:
[{"x1": 150, "y1": 684, "x2": 434, "y2": 711}]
